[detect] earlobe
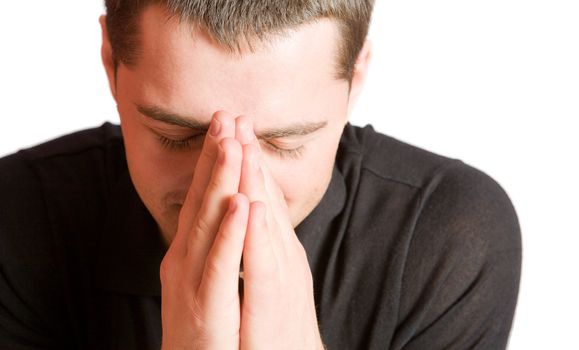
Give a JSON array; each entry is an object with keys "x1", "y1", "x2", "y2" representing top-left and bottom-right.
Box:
[
  {"x1": 99, "y1": 15, "x2": 118, "y2": 101},
  {"x1": 347, "y1": 39, "x2": 373, "y2": 116}
]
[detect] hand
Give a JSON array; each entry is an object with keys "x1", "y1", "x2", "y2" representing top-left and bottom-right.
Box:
[
  {"x1": 159, "y1": 111, "x2": 247, "y2": 349},
  {"x1": 234, "y1": 117, "x2": 326, "y2": 350}
]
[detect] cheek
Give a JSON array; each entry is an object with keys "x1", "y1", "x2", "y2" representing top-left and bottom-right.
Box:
[
  {"x1": 265, "y1": 144, "x2": 336, "y2": 219},
  {"x1": 274, "y1": 164, "x2": 325, "y2": 201}
]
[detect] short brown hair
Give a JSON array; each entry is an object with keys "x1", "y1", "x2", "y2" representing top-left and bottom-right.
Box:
[{"x1": 104, "y1": 0, "x2": 374, "y2": 84}]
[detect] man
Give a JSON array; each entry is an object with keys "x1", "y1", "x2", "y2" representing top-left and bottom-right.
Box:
[{"x1": 0, "y1": 0, "x2": 521, "y2": 349}]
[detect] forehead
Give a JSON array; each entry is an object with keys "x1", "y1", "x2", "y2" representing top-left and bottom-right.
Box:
[{"x1": 127, "y1": 5, "x2": 345, "y2": 123}]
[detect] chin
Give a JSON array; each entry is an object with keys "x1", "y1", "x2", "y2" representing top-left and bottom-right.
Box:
[{"x1": 290, "y1": 201, "x2": 318, "y2": 228}]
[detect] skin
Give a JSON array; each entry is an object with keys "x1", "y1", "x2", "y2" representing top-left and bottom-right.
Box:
[{"x1": 100, "y1": 3, "x2": 371, "y2": 348}]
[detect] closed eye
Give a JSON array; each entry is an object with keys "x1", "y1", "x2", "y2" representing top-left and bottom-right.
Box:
[
  {"x1": 157, "y1": 133, "x2": 205, "y2": 151},
  {"x1": 260, "y1": 140, "x2": 304, "y2": 159}
]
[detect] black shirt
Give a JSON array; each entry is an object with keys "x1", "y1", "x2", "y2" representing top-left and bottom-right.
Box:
[{"x1": 0, "y1": 122, "x2": 521, "y2": 349}]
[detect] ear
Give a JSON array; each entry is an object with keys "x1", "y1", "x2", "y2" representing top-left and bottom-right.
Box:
[
  {"x1": 347, "y1": 39, "x2": 373, "y2": 116},
  {"x1": 99, "y1": 15, "x2": 118, "y2": 101}
]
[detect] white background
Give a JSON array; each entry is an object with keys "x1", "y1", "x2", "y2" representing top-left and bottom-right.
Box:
[{"x1": 1, "y1": 1, "x2": 578, "y2": 349}]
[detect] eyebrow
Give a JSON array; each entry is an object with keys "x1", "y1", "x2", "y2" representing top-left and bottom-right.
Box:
[
  {"x1": 137, "y1": 105, "x2": 208, "y2": 130},
  {"x1": 136, "y1": 104, "x2": 327, "y2": 139}
]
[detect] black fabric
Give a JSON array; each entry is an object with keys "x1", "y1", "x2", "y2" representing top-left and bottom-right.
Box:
[{"x1": 0, "y1": 122, "x2": 521, "y2": 349}]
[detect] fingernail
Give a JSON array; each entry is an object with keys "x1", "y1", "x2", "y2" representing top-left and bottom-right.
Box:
[{"x1": 210, "y1": 118, "x2": 221, "y2": 136}]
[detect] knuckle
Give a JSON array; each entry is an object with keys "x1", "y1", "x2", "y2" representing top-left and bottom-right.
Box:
[
  {"x1": 200, "y1": 145, "x2": 216, "y2": 164},
  {"x1": 193, "y1": 214, "x2": 213, "y2": 238},
  {"x1": 189, "y1": 185, "x2": 203, "y2": 203},
  {"x1": 188, "y1": 297, "x2": 210, "y2": 332},
  {"x1": 189, "y1": 295, "x2": 204, "y2": 319},
  {"x1": 203, "y1": 258, "x2": 225, "y2": 281},
  {"x1": 205, "y1": 169, "x2": 229, "y2": 197},
  {"x1": 219, "y1": 222, "x2": 242, "y2": 243},
  {"x1": 206, "y1": 175, "x2": 224, "y2": 195},
  {"x1": 159, "y1": 255, "x2": 177, "y2": 283}
]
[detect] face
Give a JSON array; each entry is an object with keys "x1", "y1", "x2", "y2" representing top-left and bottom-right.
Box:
[{"x1": 101, "y1": 5, "x2": 369, "y2": 244}]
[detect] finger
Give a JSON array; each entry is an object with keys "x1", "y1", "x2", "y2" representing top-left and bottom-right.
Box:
[
  {"x1": 235, "y1": 116, "x2": 292, "y2": 233},
  {"x1": 235, "y1": 115, "x2": 256, "y2": 146},
  {"x1": 171, "y1": 111, "x2": 236, "y2": 256},
  {"x1": 236, "y1": 117, "x2": 269, "y2": 213},
  {"x1": 240, "y1": 142, "x2": 288, "y2": 250},
  {"x1": 239, "y1": 143, "x2": 268, "y2": 204},
  {"x1": 258, "y1": 162, "x2": 299, "y2": 257},
  {"x1": 197, "y1": 193, "x2": 249, "y2": 313},
  {"x1": 242, "y1": 201, "x2": 280, "y2": 307},
  {"x1": 193, "y1": 112, "x2": 237, "y2": 194},
  {"x1": 260, "y1": 162, "x2": 292, "y2": 228},
  {"x1": 187, "y1": 138, "x2": 243, "y2": 283}
]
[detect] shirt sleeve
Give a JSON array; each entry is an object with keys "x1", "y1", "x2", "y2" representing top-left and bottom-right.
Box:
[
  {"x1": 0, "y1": 152, "x2": 63, "y2": 349},
  {"x1": 390, "y1": 161, "x2": 522, "y2": 350}
]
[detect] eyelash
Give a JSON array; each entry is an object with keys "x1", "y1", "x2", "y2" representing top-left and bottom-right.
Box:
[
  {"x1": 261, "y1": 141, "x2": 305, "y2": 160},
  {"x1": 157, "y1": 134, "x2": 204, "y2": 151},
  {"x1": 157, "y1": 133, "x2": 304, "y2": 159}
]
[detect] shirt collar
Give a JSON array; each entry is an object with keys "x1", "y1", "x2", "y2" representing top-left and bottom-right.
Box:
[
  {"x1": 295, "y1": 165, "x2": 347, "y2": 241},
  {"x1": 95, "y1": 159, "x2": 347, "y2": 297}
]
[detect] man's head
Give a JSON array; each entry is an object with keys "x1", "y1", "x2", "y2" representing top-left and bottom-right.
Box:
[
  {"x1": 104, "y1": 0, "x2": 374, "y2": 85},
  {"x1": 100, "y1": 0, "x2": 374, "y2": 243}
]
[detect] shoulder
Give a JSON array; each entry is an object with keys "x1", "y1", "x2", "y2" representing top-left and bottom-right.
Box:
[
  {"x1": 9, "y1": 122, "x2": 125, "y2": 183},
  {"x1": 1, "y1": 122, "x2": 126, "y2": 211},
  {"x1": 339, "y1": 123, "x2": 455, "y2": 188},
  {"x1": 341, "y1": 123, "x2": 521, "y2": 347},
  {"x1": 332, "y1": 124, "x2": 521, "y2": 347},
  {"x1": 411, "y1": 156, "x2": 521, "y2": 262},
  {"x1": 0, "y1": 123, "x2": 126, "y2": 343},
  {"x1": 0, "y1": 122, "x2": 126, "y2": 252},
  {"x1": 391, "y1": 159, "x2": 522, "y2": 348},
  {"x1": 339, "y1": 121, "x2": 521, "y2": 295},
  {"x1": 0, "y1": 121, "x2": 125, "y2": 256},
  {"x1": 339, "y1": 123, "x2": 521, "y2": 249},
  {"x1": 0, "y1": 122, "x2": 125, "y2": 231}
]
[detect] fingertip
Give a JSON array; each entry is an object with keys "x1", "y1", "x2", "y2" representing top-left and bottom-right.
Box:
[
  {"x1": 239, "y1": 145, "x2": 267, "y2": 203},
  {"x1": 249, "y1": 200, "x2": 267, "y2": 224},
  {"x1": 219, "y1": 137, "x2": 242, "y2": 152},
  {"x1": 250, "y1": 200, "x2": 266, "y2": 210},
  {"x1": 228, "y1": 194, "x2": 238, "y2": 213},
  {"x1": 211, "y1": 111, "x2": 235, "y2": 137},
  {"x1": 212, "y1": 110, "x2": 235, "y2": 123},
  {"x1": 218, "y1": 138, "x2": 242, "y2": 164},
  {"x1": 235, "y1": 115, "x2": 256, "y2": 145},
  {"x1": 229, "y1": 193, "x2": 249, "y2": 212},
  {"x1": 209, "y1": 116, "x2": 222, "y2": 137}
]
